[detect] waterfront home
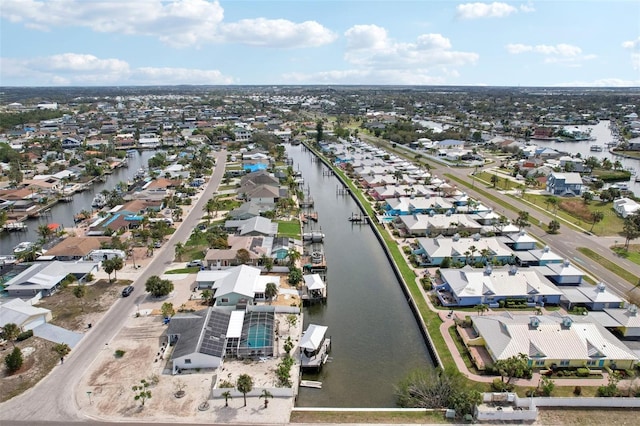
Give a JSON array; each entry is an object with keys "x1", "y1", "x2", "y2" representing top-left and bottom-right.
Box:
[
  {"x1": 0, "y1": 298, "x2": 52, "y2": 331},
  {"x1": 370, "y1": 184, "x2": 437, "y2": 201},
  {"x1": 86, "y1": 210, "x2": 140, "y2": 236},
  {"x1": 228, "y1": 200, "x2": 276, "y2": 220},
  {"x1": 396, "y1": 213, "x2": 482, "y2": 237},
  {"x1": 204, "y1": 235, "x2": 268, "y2": 269},
  {"x1": 613, "y1": 197, "x2": 640, "y2": 218},
  {"x1": 224, "y1": 216, "x2": 277, "y2": 237},
  {"x1": 470, "y1": 313, "x2": 638, "y2": 370},
  {"x1": 44, "y1": 236, "x2": 111, "y2": 261},
  {"x1": 436, "y1": 265, "x2": 562, "y2": 307},
  {"x1": 545, "y1": 172, "x2": 583, "y2": 197},
  {"x1": 3, "y1": 261, "x2": 99, "y2": 298},
  {"x1": 300, "y1": 323, "x2": 331, "y2": 372},
  {"x1": 560, "y1": 283, "x2": 622, "y2": 311},
  {"x1": 167, "y1": 307, "x2": 278, "y2": 373},
  {"x1": 414, "y1": 234, "x2": 513, "y2": 266},
  {"x1": 384, "y1": 196, "x2": 453, "y2": 216},
  {"x1": 195, "y1": 264, "x2": 279, "y2": 306}
]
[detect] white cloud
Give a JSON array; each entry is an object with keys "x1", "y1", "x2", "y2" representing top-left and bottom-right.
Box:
[
  {"x1": 456, "y1": 2, "x2": 518, "y2": 19},
  {"x1": 0, "y1": 53, "x2": 233, "y2": 85},
  {"x1": 505, "y1": 42, "x2": 595, "y2": 66},
  {"x1": 622, "y1": 37, "x2": 640, "y2": 50},
  {"x1": 282, "y1": 69, "x2": 450, "y2": 85},
  {"x1": 555, "y1": 78, "x2": 640, "y2": 87},
  {"x1": 343, "y1": 25, "x2": 478, "y2": 69},
  {"x1": 519, "y1": 3, "x2": 536, "y2": 13},
  {"x1": 133, "y1": 67, "x2": 234, "y2": 84},
  {"x1": 0, "y1": 0, "x2": 335, "y2": 48},
  {"x1": 219, "y1": 18, "x2": 337, "y2": 48}
]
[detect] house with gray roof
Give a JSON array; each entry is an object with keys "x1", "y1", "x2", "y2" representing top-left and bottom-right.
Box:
[
  {"x1": 195, "y1": 264, "x2": 279, "y2": 306},
  {"x1": 545, "y1": 172, "x2": 583, "y2": 197},
  {"x1": 396, "y1": 213, "x2": 482, "y2": 237},
  {"x1": 0, "y1": 298, "x2": 52, "y2": 331},
  {"x1": 471, "y1": 313, "x2": 638, "y2": 370},
  {"x1": 414, "y1": 234, "x2": 513, "y2": 266},
  {"x1": 4, "y1": 261, "x2": 99, "y2": 298},
  {"x1": 560, "y1": 283, "x2": 623, "y2": 311},
  {"x1": 436, "y1": 265, "x2": 562, "y2": 307},
  {"x1": 224, "y1": 216, "x2": 277, "y2": 237}
]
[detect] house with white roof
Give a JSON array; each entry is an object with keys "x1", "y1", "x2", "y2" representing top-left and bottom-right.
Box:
[
  {"x1": 384, "y1": 196, "x2": 453, "y2": 216},
  {"x1": 436, "y1": 265, "x2": 563, "y2": 307},
  {"x1": 546, "y1": 172, "x2": 583, "y2": 197},
  {"x1": 195, "y1": 265, "x2": 279, "y2": 306},
  {"x1": 471, "y1": 313, "x2": 638, "y2": 370},
  {"x1": 502, "y1": 231, "x2": 537, "y2": 251},
  {"x1": 516, "y1": 246, "x2": 564, "y2": 266},
  {"x1": 414, "y1": 234, "x2": 513, "y2": 266},
  {"x1": 0, "y1": 298, "x2": 52, "y2": 331},
  {"x1": 397, "y1": 213, "x2": 482, "y2": 237},
  {"x1": 560, "y1": 283, "x2": 623, "y2": 311},
  {"x1": 602, "y1": 305, "x2": 640, "y2": 338},
  {"x1": 4, "y1": 261, "x2": 99, "y2": 298},
  {"x1": 535, "y1": 259, "x2": 585, "y2": 285},
  {"x1": 224, "y1": 216, "x2": 278, "y2": 237},
  {"x1": 613, "y1": 197, "x2": 640, "y2": 218}
]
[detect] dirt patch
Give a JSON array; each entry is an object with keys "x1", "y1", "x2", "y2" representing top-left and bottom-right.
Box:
[
  {"x1": 536, "y1": 408, "x2": 640, "y2": 425},
  {"x1": 0, "y1": 337, "x2": 60, "y2": 403},
  {"x1": 39, "y1": 279, "x2": 124, "y2": 332},
  {"x1": 559, "y1": 199, "x2": 592, "y2": 222}
]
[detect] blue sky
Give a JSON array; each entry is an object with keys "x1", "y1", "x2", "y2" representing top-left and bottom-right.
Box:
[{"x1": 1, "y1": 0, "x2": 638, "y2": 87}]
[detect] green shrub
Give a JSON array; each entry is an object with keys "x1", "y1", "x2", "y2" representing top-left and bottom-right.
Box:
[
  {"x1": 16, "y1": 330, "x2": 33, "y2": 342},
  {"x1": 498, "y1": 300, "x2": 505, "y2": 308},
  {"x1": 115, "y1": 349, "x2": 126, "y2": 358},
  {"x1": 573, "y1": 386, "x2": 582, "y2": 396},
  {"x1": 421, "y1": 277, "x2": 432, "y2": 291},
  {"x1": 218, "y1": 380, "x2": 234, "y2": 388},
  {"x1": 576, "y1": 368, "x2": 590, "y2": 377}
]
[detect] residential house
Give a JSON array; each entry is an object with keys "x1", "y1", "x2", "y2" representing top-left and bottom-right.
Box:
[
  {"x1": 471, "y1": 313, "x2": 638, "y2": 370},
  {"x1": 436, "y1": 265, "x2": 562, "y2": 307},
  {"x1": 228, "y1": 200, "x2": 275, "y2": 220},
  {"x1": 413, "y1": 234, "x2": 513, "y2": 266},
  {"x1": 0, "y1": 298, "x2": 52, "y2": 331},
  {"x1": 195, "y1": 264, "x2": 278, "y2": 306},
  {"x1": 560, "y1": 283, "x2": 622, "y2": 311},
  {"x1": 396, "y1": 213, "x2": 482, "y2": 237},
  {"x1": 43, "y1": 236, "x2": 112, "y2": 261},
  {"x1": 4, "y1": 261, "x2": 99, "y2": 298},
  {"x1": 502, "y1": 231, "x2": 537, "y2": 251},
  {"x1": 546, "y1": 172, "x2": 583, "y2": 197},
  {"x1": 224, "y1": 216, "x2": 277, "y2": 237},
  {"x1": 613, "y1": 198, "x2": 640, "y2": 218},
  {"x1": 535, "y1": 259, "x2": 584, "y2": 285},
  {"x1": 517, "y1": 246, "x2": 564, "y2": 266},
  {"x1": 602, "y1": 305, "x2": 640, "y2": 338},
  {"x1": 204, "y1": 235, "x2": 269, "y2": 269},
  {"x1": 384, "y1": 196, "x2": 453, "y2": 216}
]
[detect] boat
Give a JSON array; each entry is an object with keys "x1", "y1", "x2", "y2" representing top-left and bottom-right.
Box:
[
  {"x1": 299, "y1": 324, "x2": 331, "y2": 372},
  {"x1": 303, "y1": 231, "x2": 325, "y2": 242},
  {"x1": 590, "y1": 145, "x2": 603, "y2": 152},
  {"x1": 91, "y1": 193, "x2": 107, "y2": 208},
  {"x1": 3, "y1": 222, "x2": 27, "y2": 232},
  {"x1": 13, "y1": 241, "x2": 36, "y2": 254}
]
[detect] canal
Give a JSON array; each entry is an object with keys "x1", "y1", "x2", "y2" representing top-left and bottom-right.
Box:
[
  {"x1": 0, "y1": 150, "x2": 156, "y2": 255},
  {"x1": 288, "y1": 144, "x2": 433, "y2": 408}
]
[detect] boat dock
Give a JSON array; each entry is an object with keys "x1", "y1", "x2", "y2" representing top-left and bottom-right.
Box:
[
  {"x1": 348, "y1": 212, "x2": 368, "y2": 224},
  {"x1": 300, "y1": 324, "x2": 332, "y2": 372},
  {"x1": 2, "y1": 222, "x2": 27, "y2": 232}
]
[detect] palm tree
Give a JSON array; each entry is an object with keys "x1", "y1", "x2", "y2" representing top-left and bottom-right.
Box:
[
  {"x1": 221, "y1": 390, "x2": 232, "y2": 407},
  {"x1": 111, "y1": 256, "x2": 124, "y2": 281},
  {"x1": 37, "y1": 224, "x2": 53, "y2": 242},
  {"x1": 259, "y1": 389, "x2": 273, "y2": 408},
  {"x1": 174, "y1": 242, "x2": 185, "y2": 261},
  {"x1": 287, "y1": 248, "x2": 301, "y2": 268},
  {"x1": 236, "y1": 374, "x2": 253, "y2": 407},
  {"x1": 73, "y1": 285, "x2": 87, "y2": 312},
  {"x1": 2, "y1": 323, "x2": 20, "y2": 347},
  {"x1": 265, "y1": 282, "x2": 278, "y2": 304},
  {"x1": 590, "y1": 211, "x2": 604, "y2": 232}
]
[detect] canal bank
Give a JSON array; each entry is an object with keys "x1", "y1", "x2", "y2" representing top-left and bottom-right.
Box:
[
  {"x1": 288, "y1": 144, "x2": 433, "y2": 408},
  {"x1": 300, "y1": 142, "x2": 443, "y2": 368}
]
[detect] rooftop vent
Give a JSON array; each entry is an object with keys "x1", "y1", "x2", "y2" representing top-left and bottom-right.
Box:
[
  {"x1": 562, "y1": 317, "x2": 573, "y2": 328},
  {"x1": 509, "y1": 265, "x2": 518, "y2": 275},
  {"x1": 484, "y1": 265, "x2": 493, "y2": 276},
  {"x1": 530, "y1": 316, "x2": 540, "y2": 328},
  {"x1": 629, "y1": 304, "x2": 638, "y2": 316},
  {"x1": 597, "y1": 282, "x2": 606, "y2": 293}
]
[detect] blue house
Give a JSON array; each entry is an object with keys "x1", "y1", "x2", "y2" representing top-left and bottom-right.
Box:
[
  {"x1": 435, "y1": 265, "x2": 563, "y2": 307},
  {"x1": 546, "y1": 172, "x2": 583, "y2": 197}
]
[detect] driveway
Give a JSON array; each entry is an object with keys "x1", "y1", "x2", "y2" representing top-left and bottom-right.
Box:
[{"x1": 33, "y1": 323, "x2": 83, "y2": 348}]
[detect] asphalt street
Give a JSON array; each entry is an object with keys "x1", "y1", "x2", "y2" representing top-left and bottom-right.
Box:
[{"x1": 0, "y1": 150, "x2": 227, "y2": 423}]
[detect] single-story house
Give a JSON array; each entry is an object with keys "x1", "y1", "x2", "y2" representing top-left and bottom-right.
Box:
[
  {"x1": 396, "y1": 213, "x2": 482, "y2": 237},
  {"x1": 4, "y1": 261, "x2": 99, "y2": 298},
  {"x1": 471, "y1": 313, "x2": 638, "y2": 370},
  {"x1": 436, "y1": 265, "x2": 562, "y2": 307},
  {"x1": 224, "y1": 216, "x2": 278, "y2": 237},
  {"x1": 560, "y1": 283, "x2": 623, "y2": 311},
  {"x1": 0, "y1": 298, "x2": 52, "y2": 331},
  {"x1": 195, "y1": 264, "x2": 279, "y2": 306},
  {"x1": 613, "y1": 198, "x2": 640, "y2": 218},
  {"x1": 413, "y1": 234, "x2": 513, "y2": 266}
]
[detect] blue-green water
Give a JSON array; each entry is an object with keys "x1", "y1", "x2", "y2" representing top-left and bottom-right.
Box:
[{"x1": 288, "y1": 145, "x2": 433, "y2": 408}]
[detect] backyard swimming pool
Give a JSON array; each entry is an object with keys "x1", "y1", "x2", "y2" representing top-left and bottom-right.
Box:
[{"x1": 245, "y1": 323, "x2": 272, "y2": 348}]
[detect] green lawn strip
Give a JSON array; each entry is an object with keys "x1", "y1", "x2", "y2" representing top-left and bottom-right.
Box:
[
  {"x1": 165, "y1": 267, "x2": 199, "y2": 274},
  {"x1": 277, "y1": 219, "x2": 302, "y2": 239},
  {"x1": 613, "y1": 245, "x2": 640, "y2": 265},
  {"x1": 447, "y1": 326, "x2": 477, "y2": 372},
  {"x1": 475, "y1": 171, "x2": 522, "y2": 191},
  {"x1": 577, "y1": 247, "x2": 638, "y2": 285}
]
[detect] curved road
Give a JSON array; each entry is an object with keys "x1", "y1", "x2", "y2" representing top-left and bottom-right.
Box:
[{"x1": 0, "y1": 150, "x2": 227, "y2": 423}]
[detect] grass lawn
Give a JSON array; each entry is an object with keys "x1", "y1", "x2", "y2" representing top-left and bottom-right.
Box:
[
  {"x1": 165, "y1": 266, "x2": 200, "y2": 274},
  {"x1": 475, "y1": 171, "x2": 522, "y2": 191},
  {"x1": 577, "y1": 247, "x2": 638, "y2": 285},
  {"x1": 277, "y1": 219, "x2": 301, "y2": 238},
  {"x1": 612, "y1": 244, "x2": 640, "y2": 266}
]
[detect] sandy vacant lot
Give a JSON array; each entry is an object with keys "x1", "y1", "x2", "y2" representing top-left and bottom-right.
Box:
[{"x1": 76, "y1": 271, "x2": 303, "y2": 424}]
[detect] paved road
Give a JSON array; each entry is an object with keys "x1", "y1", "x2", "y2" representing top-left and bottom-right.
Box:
[
  {"x1": 0, "y1": 150, "x2": 227, "y2": 423},
  {"x1": 365, "y1": 136, "x2": 640, "y2": 297}
]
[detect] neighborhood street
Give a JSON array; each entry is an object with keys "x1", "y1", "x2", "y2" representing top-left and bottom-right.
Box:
[{"x1": 0, "y1": 150, "x2": 227, "y2": 423}]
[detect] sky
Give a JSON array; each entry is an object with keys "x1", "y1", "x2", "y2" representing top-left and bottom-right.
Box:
[{"x1": 1, "y1": 0, "x2": 639, "y2": 87}]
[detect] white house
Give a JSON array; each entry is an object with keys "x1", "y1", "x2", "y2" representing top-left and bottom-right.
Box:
[
  {"x1": 0, "y1": 298, "x2": 52, "y2": 331},
  {"x1": 613, "y1": 198, "x2": 640, "y2": 218}
]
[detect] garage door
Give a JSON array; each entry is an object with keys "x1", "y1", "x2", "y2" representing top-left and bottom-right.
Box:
[{"x1": 24, "y1": 315, "x2": 46, "y2": 331}]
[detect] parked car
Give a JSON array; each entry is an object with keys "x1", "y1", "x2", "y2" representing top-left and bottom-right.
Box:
[
  {"x1": 187, "y1": 259, "x2": 203, "y2": 268},
  {"x1": 122, "y1": 286, "x2": 134, "y2": 297}
]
